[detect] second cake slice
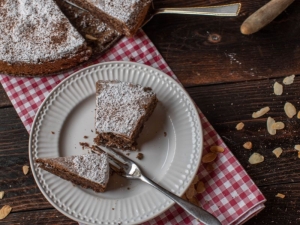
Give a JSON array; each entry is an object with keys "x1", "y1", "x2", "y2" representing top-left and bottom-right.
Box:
[{"x1": 94, "y1": 80, "x2": 158, "y2": 150}]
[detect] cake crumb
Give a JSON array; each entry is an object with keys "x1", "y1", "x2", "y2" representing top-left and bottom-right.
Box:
[
  {"x1": 136, "y1": 153, "x2": 144, "y2": 160},
  {"x1": 83, "y1": 136, "x2": 88, "y2": 139},
  {"x1": 112, "y1": 208, "x2": 115, "y2": 210},
  {"x1": 51, "y1": 131, "x2": 55, "y2": 134},
  {"x1": 126, "y1": 153, "x2": 130, "y2": 156},
  {"x1": 91, "y1": 129, "x2": 94, "y2": 132},
  {"x1": 164, "y1": 132, "x2": 167, "y2": 137},
  {"x1": 79, "y1": 142, "x2": 90, "y2": 150},
  {"x1": 127, "y1": 187, "x2": 130, "y2": 190}
]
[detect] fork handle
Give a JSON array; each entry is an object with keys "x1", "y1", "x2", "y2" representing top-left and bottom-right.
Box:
[
  {"x1": 155, "y1": 3, "x2": 241, "y2": 17},
  {"x1": 140, "y1": 175, "x2": 221, "y2": 225}
]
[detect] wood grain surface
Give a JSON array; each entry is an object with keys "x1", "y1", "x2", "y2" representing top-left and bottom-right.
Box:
[{"x1": 1, "y1": 0, "x2": 300, "y2": 224}]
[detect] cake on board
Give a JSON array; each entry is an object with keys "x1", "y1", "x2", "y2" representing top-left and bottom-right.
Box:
[
  {"x1": 55, "y1": 0, "x2": 121, "y2": 57},
  {"x1": 36, "y1": 153, "x2": 110, "y2": 193},
  {"x1": 0, "y1": 0, "x2": 92, "y2": 76},
  {"x1": 94, "y1": 80, "x2": 158, "y2": 150},
  {"x1": 66, "y1": 0, "x2": 152, "y2": 36}
]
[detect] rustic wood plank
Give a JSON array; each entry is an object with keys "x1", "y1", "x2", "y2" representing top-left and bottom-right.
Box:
[
  {"x1": 0, "y1": 209, "x2": 77, "y2": 225},
  {"x1": 0, "y1": 83, "x2": 11, "y2": 107},
  {"x1": 187, "y1": 75, "x2": 300, "y2": 186},
  {"x1": 0, "y1": 107, "x2": 52, "y2": 212},
  {"x1": 245, "y1": 183, "x2": 300, "y2": 224},
  {"x1": 144, "y1": 0, "x2": 300, "y2": 86}
]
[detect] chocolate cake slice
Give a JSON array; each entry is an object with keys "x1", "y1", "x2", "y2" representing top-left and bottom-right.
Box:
[
  {"x1": 36, "y1": 153, "x2": 109, "y2": 192},
  {"x1": 94, "y1": 80, "x2": 158, "y2": 150},
  {"x1": 0, "y1": 0, "x2": 92, "y2": 76},
  {"x1": 55, "y1": 0, "x2": 121, "y2": 56},
  {"x1": 67, "y1": 0, "x2": 152, "y2": 36}
]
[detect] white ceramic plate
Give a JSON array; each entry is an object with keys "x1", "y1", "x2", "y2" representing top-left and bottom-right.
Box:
[{"x1": 29, "y1": 61, "x2": 203, "y2": 225}]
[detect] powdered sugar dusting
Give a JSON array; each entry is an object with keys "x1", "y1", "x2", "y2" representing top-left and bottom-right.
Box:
[
  {"x1": 72, "y1": 153, "x2": 109, "y2": 185},
  {"x1": 0, "y1": 0, "x2": 86, "y2": 64},
  {"x1": 96, "y1": 81, "x2": 155, "y2": 137},
  {"x1": 88, "y1": 0, "x2": 151, "y2": 29}
]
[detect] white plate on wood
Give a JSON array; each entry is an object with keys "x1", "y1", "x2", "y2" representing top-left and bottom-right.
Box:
[{"x1": 29, "y1": 61, "x2": 203, "y2": 225}]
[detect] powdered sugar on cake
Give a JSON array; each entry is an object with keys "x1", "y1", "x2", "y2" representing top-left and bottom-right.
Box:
[
  {"x1": 88, "y1": 0, "x2": 151, "y2": 27},
  {"x1": 96, "y1": 81, "x2": 155, "y2": 137},
  {"x1": 72, "y1": 154, "x2": 109, "y2": 185},
  {"x1": 0, "y1": 0, "x2": 85, "y2": 64}
]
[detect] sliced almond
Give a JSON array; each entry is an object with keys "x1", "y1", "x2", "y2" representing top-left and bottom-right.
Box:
[
  {"x1": 210, "y1": 145, "x2": 224, "y2": 153},
  {"x1": 272, "y1": 147, "x2": 283, "y2": 158},
  {"x1": 275, "y1": 193, "x2": 285, "y2": 199},
  {"x1": 85, "y1": 34, "x2": 98, "y2": 41},
  {"x1": 0, "y1": 191, "x2": 4, "y2": 199},
  {"x1": 294, "y1": 145, "x2": 300, "y2": 151},
  {"x1": 252, "y1": 106, "x2": 270, "y2": 118},
  {"x1": 22, "y1": 165, "x2": 29, "y2": 175},
  {"x1": 273, "y1": 82, "x2": 283, "y2": 95},
  {"x1": 192, "y1": 176, "x2": 199, "y2": 185},
  {"x1": 189, "y1": 196, "x2": 200, "y2": 206},
  {"x1": 185, "y1": 186, "x2": 196, "y2": 200},
  {"x1": 267, "y1": 117, "x2": 276, "y2": 135},
  {"x1": 283, "y1": 74, "x2": 295, "y2": 85},
  {"x1": 0, "y1": 205, "x2": 12, "y2": 220},
  {"x1": 201, "y1": 152, "x2": 217, "y2": 163},
  {"x1": 271, "y1": 122, "x2": 285, "y2": 130},
  {"x1": 249, "y1": 153, "x2": 264, "y2": 164},
  {"x1": 196, "y1": 181, "x2": 205, "y2": 193},
  {"x1": 297, "y1": 111, "x2": 300, "y2": 119},
  {"x1": 284, "y1": 102, "x2": 296, "y2": 118},
  {"x1": 243, "y1": 141, "x2": 252, "y2": 150},
  {"x1": 236, "y1": 122, "x2": 244, "y2": 130}
]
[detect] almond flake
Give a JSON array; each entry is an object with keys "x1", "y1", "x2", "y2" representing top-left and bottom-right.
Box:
[
  {"x1": 236, "y1": 122, "x2": 244, "y2": 130},
  {"x1": 196, "y1": 181, "x2": 205, "y2": 193},
  {"x1": 210, "y1": 145, "x2": 224, "y2": 153},
  {"x1": 267, "y1": 117, "x2": 276, "y2": 135},
  {"x1": 185, "y1": 186, "x2": 196, "y2": 200},
  {"x1": 273, "y1": 82, "x2": 283, "y2": 95},
  {"x1": 243, "y1": 141, "x2": 252, "y2": 150},
  {"x1": 192, "y1": 176, "x2": 199, "y2": 185},
  {"x1": 201, "y1": 152, "x2": 217, "y2": 163},
  {"x1": 0, "y1": 191, "x2": 4, "y2": 199},
  {"x1": 297, "y1": 111, "x2": 300, "y2": 119},
  {"x1": 275, "y1": 193, "x2": 285, "y2": 199},
  {"x1": 283, "y1": 74, "x2": 295, "y2": 85},
  {"x1": 252, "y1": 106, "x2": 270, "y2": 118},
  {"x1": 189, "y1": 196, "x2": 200, "y2": 206},
  {"x1": 272, "y1": 147, "x2": 283, "y2": 158},
  {"x1": 85, "y1": 34, "x2": 98, "y2": 41},
  {"x1": 22, "y1": 165, "x2": 29, "y2": 175},
  {"x1": 295, "y1": 145, "x2": 300, "y2": 151},
  {"x1": 0, "y1": 205, "x2": 12, "y2": 220},
  {"x1": 271, "y1": 122, "x2": 285, "y2": 130},
  {"x1": 249, "y1": 153, "x2": 264, "y2": 164},
  {"x1": 284, "y1": 102, "x2": 296, "y2": 118}
]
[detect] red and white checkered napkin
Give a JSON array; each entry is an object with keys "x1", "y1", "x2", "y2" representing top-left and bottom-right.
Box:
[{"x1": 0, "y1": 30, "x2": 265, "y2": 224}]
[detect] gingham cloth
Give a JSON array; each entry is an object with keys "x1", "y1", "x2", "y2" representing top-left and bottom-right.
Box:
[{"x1": 0, "y1": 30, "x2": 265, "y2": 225}]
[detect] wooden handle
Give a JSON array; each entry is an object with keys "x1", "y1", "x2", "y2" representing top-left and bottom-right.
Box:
[{"x1": 240, "y1": 0, "x2": 294, "y2": 35}]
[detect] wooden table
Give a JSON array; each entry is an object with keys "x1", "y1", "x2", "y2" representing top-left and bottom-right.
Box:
[{"x1": 1, "y1": 0, "x2": 300, "y2": 224}]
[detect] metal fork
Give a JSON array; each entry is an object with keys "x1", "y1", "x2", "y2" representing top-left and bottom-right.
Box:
[{"x1": 92, "y1": 146, "x2": 221, "y2": 225}]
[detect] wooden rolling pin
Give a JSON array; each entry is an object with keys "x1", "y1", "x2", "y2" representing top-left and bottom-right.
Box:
[{"x1": 240, "y1": 0, "x2": 294, "y2": 35}]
